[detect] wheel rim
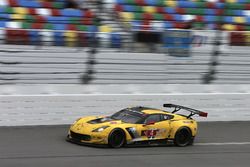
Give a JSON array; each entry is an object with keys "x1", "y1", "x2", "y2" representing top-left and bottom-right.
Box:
[
  {"x1": 178, "y1": 129, "x2": 191, "y2": 145},
  {"x1": 110, "y1": 130, "x2": 124, "y2": 148}
]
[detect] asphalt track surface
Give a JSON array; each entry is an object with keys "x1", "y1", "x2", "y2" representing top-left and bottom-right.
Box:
[{"x1": 0, "y1": 122, "x2": 250, "y2": 167}]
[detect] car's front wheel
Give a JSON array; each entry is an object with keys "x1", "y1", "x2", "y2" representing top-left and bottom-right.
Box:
[
  {"x1": 174, "y1": 127, "x2": 193, "y2": 147},
  {"x1": 108, "y1": 128, "x2": 125, "y2": 148}
]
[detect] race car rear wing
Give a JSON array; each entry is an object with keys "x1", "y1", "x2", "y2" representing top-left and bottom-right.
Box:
[{"x1": 163, "y1": 103, "x2": 208, "y2": 118}]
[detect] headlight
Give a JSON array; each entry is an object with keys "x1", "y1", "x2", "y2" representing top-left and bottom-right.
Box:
[{"x1": 92, "y1": 126, "x2": 110, "y2": 132}]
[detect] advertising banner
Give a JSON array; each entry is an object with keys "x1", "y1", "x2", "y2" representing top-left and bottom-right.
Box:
[
  {"x1": 229, "y1": 31, "x2": 250, "y2": 46},
  {"x1": 164, "y1": 30, "x2": 191, "y2": 57},
  {"x1": 230, "y1": 32, "x2": 245, "y2": 46},
  {"x1": 245, "y1": 32, "x2": 250, "y2": 46},
  {"x1": 191, "y1": 30, "x2": 229, "y2": 52}
]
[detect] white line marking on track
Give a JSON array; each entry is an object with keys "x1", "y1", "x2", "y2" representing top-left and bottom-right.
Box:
[
  {"x1": 0, "y1": 93, "x2": 250, "y2": 97},
  {"x1": 196, "y1": 142, "x2": 250, "y2": 146}
]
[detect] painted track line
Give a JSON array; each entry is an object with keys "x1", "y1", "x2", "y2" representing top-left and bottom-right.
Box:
[
  {"x1": 196, "y1": 142, "x2": 250, "y2": 146},
  {"x1": 0, "y1": 92, "x2": 250, "y2": 97}
]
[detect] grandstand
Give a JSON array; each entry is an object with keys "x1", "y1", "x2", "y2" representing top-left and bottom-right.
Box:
[
  {"x1": 0, "y1": 0, "x2": 250, "y2": 84},
  {"x1": 1, "y1": 0, "x2": 250, "y2": 46},
  {"x1": 0, "y1": 0, "x2": 120, "y2": 47},
  {"x1": 115, "y1": 0, "x2": 250, "y2": 31}
]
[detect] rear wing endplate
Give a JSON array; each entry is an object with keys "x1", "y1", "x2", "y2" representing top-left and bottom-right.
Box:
[{"x1": 163, "y1": 103, "x2": 208, "y2": 118}]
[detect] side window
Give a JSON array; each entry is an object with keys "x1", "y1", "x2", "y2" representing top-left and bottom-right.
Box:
[
  {"x1": 144, "y1": 114, "x2": 161, "y2": 124},
  {"x1": 161, "y1": 114, "x2": 174, "y2": 120}
]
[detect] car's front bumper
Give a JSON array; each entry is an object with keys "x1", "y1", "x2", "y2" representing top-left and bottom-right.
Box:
[
  {"x1": 66, "y1": 135, "x2": 108, "y2": 147},
  {"x1": 66, "y1": 130, "x2": 109, "y2": 146}
]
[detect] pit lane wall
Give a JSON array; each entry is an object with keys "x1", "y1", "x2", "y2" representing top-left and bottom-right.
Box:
[{"x1": 0, "y1": 84, "x2": 250, "y2": 126}]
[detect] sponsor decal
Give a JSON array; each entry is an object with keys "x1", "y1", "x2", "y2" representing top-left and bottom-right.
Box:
[
  {"x1": 142, "y1": 129, "x2": 159, "y2": 140},
  {"x1": 157, "y1": 129, "x2": 167, "y2": 135},
  {"x1": 191, "y1": 35, "x2": 208, "y2": 47}
]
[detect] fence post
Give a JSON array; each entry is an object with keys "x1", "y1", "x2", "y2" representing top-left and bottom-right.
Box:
[{"x1": 81, "y1": 32, "x2": 97, "y2": 84}]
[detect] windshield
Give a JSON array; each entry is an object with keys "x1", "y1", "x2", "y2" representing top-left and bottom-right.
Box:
[{"x1": 110, "y1": 109, "x2": 146, "y2": 124}]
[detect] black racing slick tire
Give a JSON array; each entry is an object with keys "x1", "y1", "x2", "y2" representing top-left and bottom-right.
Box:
[
  {"x1": 174, "y1": 127, "x2": 193, "y2": 147},
  {"x1": 108, "y1": 128, "x2": 125, "y2": 148}
]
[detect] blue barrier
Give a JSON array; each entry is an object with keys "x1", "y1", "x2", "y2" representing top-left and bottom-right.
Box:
[
  {"x1": 111, "y1": 33, "x2": 121, "y2": 48},
  {"x1": 29, "y1": 30, "x2": 41, "y2": 45},
  {"x1": 53, "y1": 31, "x2": 64, "y2": 46}
]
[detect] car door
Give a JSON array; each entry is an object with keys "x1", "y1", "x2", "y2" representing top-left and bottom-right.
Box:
[{"x1": 135, "y1": 114, "x2": 171, "y2": 141}]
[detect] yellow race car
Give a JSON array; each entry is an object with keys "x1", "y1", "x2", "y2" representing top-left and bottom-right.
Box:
[{"x1": 66, "y1": 104, "x2": 207, "y2": 148}]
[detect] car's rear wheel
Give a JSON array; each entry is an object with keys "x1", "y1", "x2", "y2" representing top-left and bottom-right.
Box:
[
  {"x1": 174, "y1": 127, "x2": 193, "y2": 147},
  {"x1": 108, "y1": 128, "x2": 125, "y2": 148}
]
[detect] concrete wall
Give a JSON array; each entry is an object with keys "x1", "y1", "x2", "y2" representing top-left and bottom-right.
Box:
[{"x1": 0, "y1": 84, "x2": 250, "y2": 126}]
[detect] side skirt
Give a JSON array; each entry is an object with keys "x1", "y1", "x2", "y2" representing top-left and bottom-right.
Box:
[{"x1": 125, "y1": 139, "x2": 174, "y2": 147}]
